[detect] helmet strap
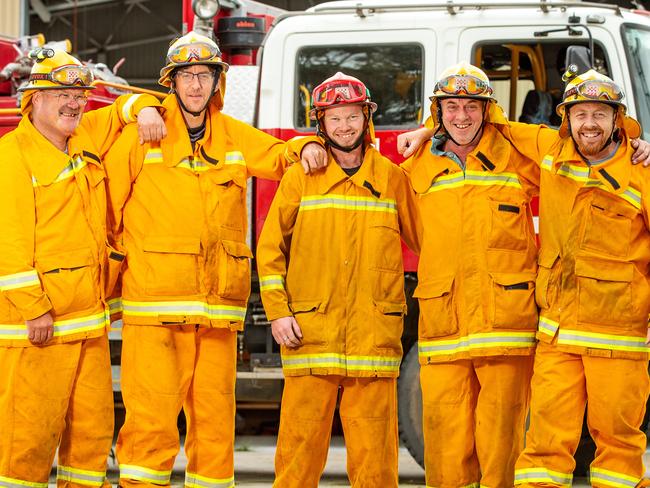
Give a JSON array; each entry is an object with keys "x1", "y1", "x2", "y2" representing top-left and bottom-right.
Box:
[
  {"x1": 437, "y1": 100, "x2": 485, "y2": 147},
  {"x1": 172, "y1": 68, "x2": 220, "y2": 117},
  {"x1": 567, "y1": 106, "x2": 618, "y2": 161},
  {"x1": 315, "y1": 107, "x2": 370, "y2": 153}
]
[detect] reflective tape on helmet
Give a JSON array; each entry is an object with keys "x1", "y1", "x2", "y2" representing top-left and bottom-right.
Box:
[
  {"x1": 281, "y1": 353, "x2": 401, "y2": 373},
  {"x1": 514, "y1": 467, "x2": 572, "y2": 486},
  {"x1": 0, "y1": 310, "x2": 109, "y2": 341},
  {"x1": 298, "y1": 195, "x2": 397, "y2": 213},
  {"x1": 185, "y1": 472, "x2": 235, "y2": 488},
  {"x1": 56, "y1": 465, "x2": 106, "y2": 487},
  {"x1": 119, "y1": 464, "x2": 171, "y2": 484},
  {"x1": 0, "y1": 270, "x2": 40, "y2": 291},
  {"x1": 0, "y1": 475, "x2": 48, "y2": 488},
  {"x1": 418, "y1": 331, "x2": 536, "y2": 358},
  {"x1": 424, "y1": 170, "x2": 523, "y2": 194},
  {"x1": 122, "y1": 300, "x2": 246, "y2": 321},
  {"x1": 260, "y1": 274, "x2": 285, "y2": 292},
  {"x1": 590, "y1": 467, "x2": 639, "y2": 488}
]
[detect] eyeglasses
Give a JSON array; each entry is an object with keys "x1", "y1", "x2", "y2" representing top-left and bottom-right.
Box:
[
  {"x1": 175, "y1": 70, "x2": 216, "y2": 85},
  {"x1": 44, "y1": 91, "x2": 89, "y2": 106},
  {"x1": 434, "y1": 74, "x2": 493, "y2": 97},
  {"x1": 312, "y1": 79, "x2": 369, "y2": 108},
  {"x1": 168, "y1": 42, "x2": 221, "y2": 64},
  {"x1": 29, "y1": 64, "x2": 94, "y2": 87},
  {"x1": 563, "y1": 80, "x2": 624, "y2": 103}
]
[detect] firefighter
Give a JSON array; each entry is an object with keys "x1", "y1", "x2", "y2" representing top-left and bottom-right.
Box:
[
  {"x1": 397, "y1": 62, "x2": 540, "y2": 488},
  {"x1": 256, "y1": 72, "x2": 421, "y2": 488},
  {"x1": 503, "y1": 70, "x2": 650, "y2": 487},
  {"x1": 0, "y1": 49, "x2": 164, "y2": 488},
  {"x1": 103, "y1": 31, "x2": 326, "y2": 487}
]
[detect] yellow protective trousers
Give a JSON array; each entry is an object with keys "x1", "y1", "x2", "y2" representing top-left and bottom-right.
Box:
[
  {"x1": 515, "y1": 342, "x2": 650, "y2": 488},
  {"x1": 273, "y1": 375, "x2": 398, "y2": 488},
  {"x1": 0, "y1": 336, "x2": 113, "y2": 488},
  {"x1": 117, "y1": 324, "x2": 236, "y2": 488},
  {"x1": 420, "y1": 355, "x2": 533, "y2": 488}
]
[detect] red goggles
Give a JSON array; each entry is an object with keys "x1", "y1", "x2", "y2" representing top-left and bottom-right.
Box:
[{"x1": 312, "y1": 79, "x2": 369, "y2": 108}]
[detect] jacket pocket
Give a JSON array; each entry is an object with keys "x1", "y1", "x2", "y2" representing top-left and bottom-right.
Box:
[
  {"x1": 369, "y1": 218, "x2": 403, "y2": 273},
  {"x1": 36, "y1": 248, "x2": 98, "y2": 316},
  {"x1": 413, "y1": 276, "x2": 457, "y2": 339},
  {"x1": 216, "y1": 240, "x2": 253, "y2": 301},
  {"x1": 374, "y1": 301, "x2": 407, "y2": 350},
  {"x1": 489, "y1": 272, "x2": 537, "y2": 329},
  {"x1": 290, "y1": 300, "x2": 327, "y2": 346},
  {"x1": 580, "y1": 193, "x2": 633, "y2": 258},
  {"x1": 105, "y1": 244, "x2": 125, "y2": 298},
  {"x1": 487, "y1": 199, "x2": 529, "y2": 252},
  {"x1": 535, "y1": 249, "x2": 559, "y2": 310},
  {"x1": 142, "y1": 236, "x2": 200, "y2": 296},
  {"x1": 575, "y1": 257, "x2": 637, "y2": 327}
]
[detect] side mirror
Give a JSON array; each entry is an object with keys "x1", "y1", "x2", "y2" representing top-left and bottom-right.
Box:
[{"x1": 565, "y1": 45, "x2": 592, "y2": 76}]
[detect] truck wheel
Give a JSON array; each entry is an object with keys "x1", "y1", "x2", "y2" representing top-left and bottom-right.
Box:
[{"x1": 398, "y1": 344, "x2": 425, "y2": 468}]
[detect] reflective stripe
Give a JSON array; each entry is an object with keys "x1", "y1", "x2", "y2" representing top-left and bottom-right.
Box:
[
  {"x1": 556, "y1": 163, "x2": 590, "y2": 181},
  {"x1": 121, "y1": 94, "x2": 141, "y2": 124},
  {"x1": 119, "y1": 464, "x2": 171, "y2": 484},
  {"x1": 108, "y1": 297, "x2": 122, "y2": 315},
  {"x1": 558, "y1": 329, "x2": 648, "y2": 352},
  {"x1": 122, "y1": 300, "x2": 246, "y2": 321},
  {"x1": 541, "y1": 154, "x2": 554, "y2": 171},
  {"x1": 418, "y1": 331, "x2": 536, "y2": 357},
  {"x1": 56, "y1": 465, "x2": 106, "y2": 487},
  {"x1": 0, "y1": 311, "x2": 108, "y2": 340},
  {"x1": 299, "y1": 195, "x2": 397, "y2": 213},
  {"x1": 514, "y1": 467, "x2": 572, "y2": 486},
  {"x1": 32, "y1": 157, "x2": 86, "y2": 187},
  {"x1": 425, "y1": 170, "x2": 523, "y2": 194},
  {"x1": 260, "y1": 274, "x2": 284, "y2": 291},
  {"x1": 185, "y1": 472, "x2": 235, "y2": 488},
  {"x1": 0, "y1": 270, "x2": 40, "y2": 291},
  {"x1": 538, "y1": 316, "x2": 559, "y2": 337},
  {"x1": 0, "y1": 475, "x2": 48, "y2": 488},
  {"x1": 427, "y1": 484, "x2": 478, "y2": 488},
  {"x1": 176, "y1": 157, "x2": 210, "y2": 173},
  {"x1": 590, "y1": 467, "x2": 639, "y2": 488},
  {"x1": 225, "y1": 151, "x2": 246, "y2": 166},
  {"x1": 282, "y1": 353, "x2": 401, "y2": 372},
  {"x1": 144, "y1": 148, "x2": 163, "y2": 164}
]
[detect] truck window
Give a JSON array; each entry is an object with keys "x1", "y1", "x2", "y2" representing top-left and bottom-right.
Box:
[
  {"x1": 623, "y1": 25, "x2": 650, "y2": 141},
  {"x1": 294, "y1": 44, "x2": 423, "y2": 129}
]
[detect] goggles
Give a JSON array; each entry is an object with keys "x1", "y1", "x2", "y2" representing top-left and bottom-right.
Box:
[
  {"x1": 563, "y1": 80, "x2": 624, "y2": 103},
  {"x1": 29, "y1": 64, "x2": 93, "y2": 87},
  {"x1": 168, "y1": 42, "x2": 221, "y2": 64},
  {"x1": 312, "y1": 79, "x2": 369, "y2": 108},
  {"x1": 434, "y1": 74, "x2": 493, "y2": 97}
]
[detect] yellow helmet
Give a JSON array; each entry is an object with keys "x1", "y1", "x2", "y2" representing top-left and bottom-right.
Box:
[
  {"x1": 557, "y1": 69, "x2": 639, "y2": 138},
  {"x1": 18, "y1": 48, "x2": 95, "y2": 92},
  {"x1": 158, "y1": 31, "x2": 229, "y2": 88}
]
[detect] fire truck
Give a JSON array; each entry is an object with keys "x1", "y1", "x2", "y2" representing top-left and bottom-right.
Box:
[{"x1": 1, "y1": 0, "x2": 650, "y2": 475}]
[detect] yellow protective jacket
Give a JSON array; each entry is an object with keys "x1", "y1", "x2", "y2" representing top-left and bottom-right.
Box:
[
  {"x1": 256, "y1": 146, "x2": 421, "y2": 377},
  {"x1": 105, "y1": 95, "x2": 305, "y2": 330},
  {"x1": 0, "y1": 94, "x2": 161, "y2": 347},
  {"x1": 503, "y1": 122, "x2": 650, "y2": 360},
  {"x1": 402, "y1": 123, "x2": 540, "y2": 364}
]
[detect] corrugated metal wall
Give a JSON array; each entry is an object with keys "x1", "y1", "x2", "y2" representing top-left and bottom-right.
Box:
[{"x1": 0, "y1": 0, "x2": 22, "y2": 37}]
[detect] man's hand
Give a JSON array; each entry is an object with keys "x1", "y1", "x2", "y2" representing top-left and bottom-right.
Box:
[
  {"x1": 136, "y1": 107, "x2": 167, "y2": 145},
  {"x1": 26, "y1": 312, "x2": 54, "y2": 345},
  {"x1": 271, "y1": 316, "x2": 303, "y2": 348},
  {"x1": 397, "y1": 127, "x2": 434, "y2": 158},
  {"x1": 300, "y1": 142, "x2": 328, "y2": 174}
]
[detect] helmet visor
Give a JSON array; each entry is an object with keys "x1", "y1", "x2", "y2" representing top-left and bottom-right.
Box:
[
  {"x1": 168, "y1": 42, "x2": 221, "y2": 64},
  {"x1": 434, "y1": 74, "x2": 493, "y2": 97},
  {"x1": 30, "y1": 64, "x2": 94, "y2": 87},
  {"x1": 312, "y1": 79, "x2": 368, "y2": 108},
  {"x1": 564, "y1": 80, "x2": 624, "y2": 103}
]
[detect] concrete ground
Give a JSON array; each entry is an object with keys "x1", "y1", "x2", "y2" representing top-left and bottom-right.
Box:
[{"x1": 48, "y1": 436, "x2": 650, "y2": 486}]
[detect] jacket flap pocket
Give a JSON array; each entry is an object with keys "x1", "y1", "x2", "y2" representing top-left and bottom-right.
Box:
[
  {"x1": 36, "y1": 247, "x2": 94, "y2": 272},
  {"x1": 375, "y1": 301, "x2": 407, "y2": 316},
  {"x1": 413, "y1": 276, "x2": 454, "y2": 299},
  {"x1": 289, "y1": 300, "x2": 325, "y2": 314},
  {"x1": 538, "y1": 248, "x2": 559, "y2": 268},
  {"x1": 490, "y1": 272, "x2": 537, "y2": 288},
  {"x1": 221, "y1": 240, "x2": 253, "y2": 258},
  {"x1": 574, "y1": 257, "x2": 633, "y2": 282},
  {"x1": 142, "y1": 236, "x2": 200, "y2": 254}
]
